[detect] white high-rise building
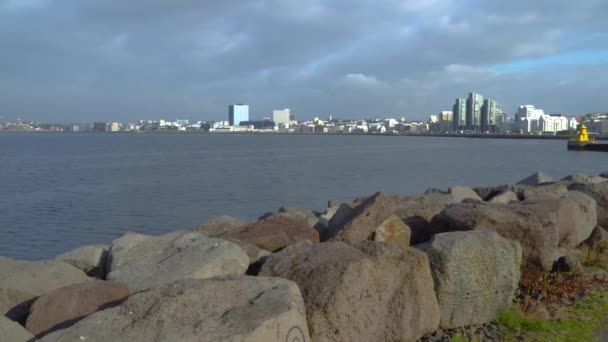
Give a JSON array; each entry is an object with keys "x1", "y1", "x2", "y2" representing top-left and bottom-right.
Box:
[{"x1": 273, "y1": 109, "x2": 291, "y2": 125}]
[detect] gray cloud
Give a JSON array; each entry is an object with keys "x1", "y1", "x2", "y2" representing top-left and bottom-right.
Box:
[{"x1": 0, "y1": 0, "x2": 607, "y2": 122}]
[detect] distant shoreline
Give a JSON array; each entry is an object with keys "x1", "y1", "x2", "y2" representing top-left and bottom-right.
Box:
[{"x1": 1, "y1": 130, "x2": 607, "y2": 140}]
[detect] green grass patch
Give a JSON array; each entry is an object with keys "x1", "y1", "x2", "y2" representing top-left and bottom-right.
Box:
[
  {"x1": 498, "y1": 292, "x2": 608, "y2": 342},
  {"x1": 449, "y1": 335, "x2": 470, "y2": 342}
]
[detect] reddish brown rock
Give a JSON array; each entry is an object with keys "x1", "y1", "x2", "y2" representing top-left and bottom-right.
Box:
[
  {"x1": 332, "y1": 192, "x2": 401, "y2": 243},
  {"x1": 259, "y1": 241, "x2": 440, "y2": 341},
  {"x1": 219, "y1": 216, "x2": 319, "y2": 252},
  {"x1": 26, "y1": 281, "x2": 129, "y2": 337}
]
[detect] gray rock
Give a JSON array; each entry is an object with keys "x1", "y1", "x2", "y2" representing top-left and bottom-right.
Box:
[
  {"x1": 106, "y1": 231, "x2": 249, "y2": 291},
  {"x1": 522, "y1": 191, "x2": 597, "y2": 249},
  {"x1": 522, "y1": 183, "x2": 568, "y2": 201},
  {"x1": 418, "y1": 231, "x2": 522, "y2": 329},
  {"x1": 517, "y1": 171, "x2": 553, "y2": 186},
  {"x1": 589, "y1": 176, "x2": 608, "y2": 184},
  {"x1": 0, "y1": 315, "x2": 34, "y2": 342},
  {"x1": 569, "y1": 182, "x2": 608, "y2": 228},
  {"x1": 260, "y1": 241, "x2": 440, "y2": 342},
  {"x1": 430, "y1": 201, "x2": 559, "y2": 273},
  {"x1": 394, "y1": 193, "x2": 456, "y2": 245},
  {"x1": 224, "y1": 238, "x2": 271, "y2": 265},
  {"x1": 562, "y1": 173, "x2": 591, "y2": 184},
  {"x1": 278, "y1": 206, "x2": 320, "y2": 227},
  {"x1": 318, "y1": 202, "x2": 342, "y2": 229},
  {"x1": 56, "y1": 244, "x2": 109, "y2": 278},
  {"x1": 39, "y1": 277, "x2": 310, "y2": 342},
  {"x1": 489, "y1": 190, "x2": 519, "y2": 204},
  {"x1": 197, "y1": 215, "x2": 244, "y2": 237},
  {"x1": 0, "y1": 257, "x2": 90, "y2": 322},
  {"x1": 325, "y1": 202, "x2": 357, "y2": 239},
  {"x1": 448, "y1": 186, "x2": 483, "y2": 203}
]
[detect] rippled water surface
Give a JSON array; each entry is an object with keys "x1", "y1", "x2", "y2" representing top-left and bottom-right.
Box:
[{"x1": 1, "y1": 133, "x2": 606, "y2": 260}]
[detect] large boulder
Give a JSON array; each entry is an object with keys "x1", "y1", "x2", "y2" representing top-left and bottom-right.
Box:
[
  {"x1": 517, "y1": 171, "x2": 553, "y2": 186},
  {"x1": 0, "y1": 315, "x2": 34, "y2": 342},
  {"x1": 374, "y1": 215, "x2": 411, "y2": 247},
  {"x1": 0, "y1": 257, "x2": 90, "y2": 322},
  {"x1": 106, "y1": 231, "x2": 249, "y2": 291},
  {"x1": 26, "y1": 280, "x2": 129, "y2": 338},
  {"x1": 522, "y1": 191, "x2": 597, "y2": 249},
  {"x1": 56, "y1": 244, "x2": 109, "y2": 278},
  {"x1": 448, "y1": 186, "x2": 483, "y2": 203},
  {"x1": 600, "y1": 171, "x2": 608, "y2": 178},
  {"x1": 219, "y1": 216, "x2": 320, "y2": 252},
  {"x1": 418, "y1": 231, "x2": 522, "y2": 329},
  {"x1": 430, "y1": 202, "x2": 559, "y2": 273},
  {"x1": 323, "y1": 202, "x2": 358, "y2": 240},
  {"x1": 489, "y1": 190, "x2": 519, "y2": 204},
  {"x1": 568, "y1": 182, "x2": 608, "y2": 228},
  {"x1": 276, "y1": 206, "x2": 320, "y2": 228},
  {"x1": 39, "y1": 277, "x2": 310, "y2": 342},
  {"x1": 197, "y1": 215, "x2": 244, "y2": 237},
  {"x1": 522, "y1": 183, "x2": 568, "y2": 201},
  {"x1": 331, "y1": 192, "x2": 400, "y2": 243},
  {"x1": 393, "y1": 193, "x2": 457, "y2": 245},
  {"x1": 259, "y1": 241, "x2": 440, "y2": 342},
  {"x1": 589, "y1": 176, "x2": 608, "y2": 184}
]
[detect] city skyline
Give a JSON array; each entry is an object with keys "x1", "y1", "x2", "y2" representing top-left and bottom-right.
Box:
[{"x1": 1, "y1": 1, "x2": 607, "y2": 121}]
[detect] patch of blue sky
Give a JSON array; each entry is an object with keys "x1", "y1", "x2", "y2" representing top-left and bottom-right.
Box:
[{"x1": 489, "y1": 49, "x2": 608, "y2": 74}]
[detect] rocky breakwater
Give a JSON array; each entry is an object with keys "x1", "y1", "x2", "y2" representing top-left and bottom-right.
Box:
[{"x1": 0, "y1": 170, "x2": 607, "y2": 342}]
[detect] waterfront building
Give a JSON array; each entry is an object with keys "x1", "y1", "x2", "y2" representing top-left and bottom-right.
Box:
[
  {"x1": 453, "y1": 98, "x2": 467, "y2": 132},
  {"x1": 569, "y1": 117, "x2": 580, "y2": 131},
  {"x1": 439, "y1": 111, "x2": 453, "y2": 133},
  {"x1": 539, "y1": 115, "x2": 568, "y2": 134},
  {"x1": 516, "y1": 105, "x2": 545, "y2": 133},
  {"x1": 109, "y1": 122, "x2": 121, "y2": 132},
  {"x1": 228, "y1": 104, "x2": 250, "y2": 126},
  {"x1": 481, "y1": 99, "x2": 497, "y2": 133},
  {"x1": 93, "y1": 122, "x2": 107, "y2": 132},
  {"x1": 273, "y1": 109, "x2": 291, "y2": 126},
  {"x1": 466, "y1": 93, "x2": 484, "y2": 131}
]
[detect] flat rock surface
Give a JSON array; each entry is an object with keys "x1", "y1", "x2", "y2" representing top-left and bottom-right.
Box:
[
  {"x1": 106, "y1": 231, "x2": 249, "y2": 291},
  {"x1": 0, "y1": 257, "x2": 90, "y2": 321},
  {"x1": 56, "y1": 244, "x2": 109, "y2": 278},
  {"x1": 40, "y1": 277, "x2": 310, "y2": 342},
  {"x1": 219, "y1": 216, "x2": 320, "y2": 252},
  {"x1": 0, "y1": 315, "x2": 34, "y2": 342},
  {"x1": 197, "y1": 215, "x2": 244, "y2": 237}
]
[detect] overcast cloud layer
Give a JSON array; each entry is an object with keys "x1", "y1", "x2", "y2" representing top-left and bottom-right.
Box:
[{"x1": 1, "y1": 0, "x2": 607, "y2": 122}]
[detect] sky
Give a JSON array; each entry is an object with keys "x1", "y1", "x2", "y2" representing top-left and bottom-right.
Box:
[{"x1": 1, "y1": 0, "x2": 607, "y2": 122}]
